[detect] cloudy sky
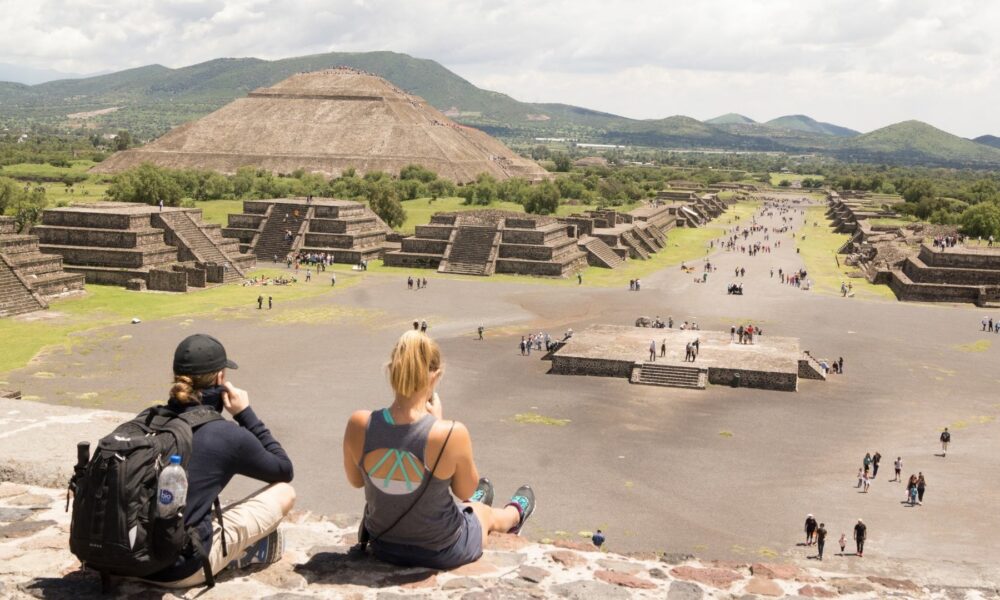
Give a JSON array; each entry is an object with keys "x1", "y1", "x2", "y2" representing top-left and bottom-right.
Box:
[{"x1": 2, "y1": 0, "x2": 998, "y2": 136}]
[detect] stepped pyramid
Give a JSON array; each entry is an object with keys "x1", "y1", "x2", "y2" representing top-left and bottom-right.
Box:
[
  {"x1": 0, "y1": 216, "x2": 85, "y2": 317},
  {"x1": 93, "y1": 68, "x2": 549, "y2": 184}
]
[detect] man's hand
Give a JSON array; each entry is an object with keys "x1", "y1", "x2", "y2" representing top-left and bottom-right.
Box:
[{"x1": 221, "y1": 381, "x2": 250, "y2": 417}]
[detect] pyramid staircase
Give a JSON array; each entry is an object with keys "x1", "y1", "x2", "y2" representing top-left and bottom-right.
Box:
[
  {"x1": 620, "y1": 230, "x2": 651, "y2": 259},
  {"x1": 440, "y1": 225, "x2": 500, "y2": 275},
  {"x1": 253, "y1": 204, "x2": 307, "y2": 262},
  {"x1": 0, "y1": 253, "x2": 45, "y2": 317},
  {"x1": 630, "y1": 225, "x2": 660, "y2": 254},
  {"x1": 158, "y1": 212, "x2": 246, "y2": 283},
  {"x1": 0, "y1": 216, "x2": 84, "y2": 316},
  {"x1": 630, "y1": 362, "x2": 707, "y2": 390},
  {"x1": 578, "y1": 235, "x2": 625, "y2": 268}
]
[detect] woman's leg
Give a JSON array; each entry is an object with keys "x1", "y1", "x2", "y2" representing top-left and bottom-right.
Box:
[{"x1": 464, "y1": 502, "x2": 521, "y2": 547}]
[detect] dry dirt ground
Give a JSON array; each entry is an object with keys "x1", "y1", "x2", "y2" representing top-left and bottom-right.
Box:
[{"x1": 7, "y1": 201, "x2": 1000, "y2": 584}]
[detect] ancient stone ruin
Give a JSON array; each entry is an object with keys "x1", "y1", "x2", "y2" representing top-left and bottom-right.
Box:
[
  {"x1": 92, "y1": 68, "x2": 549, "y2": 184},
  {"x1": 33, "y1": 203, "x2": 254, "y2": 292},
  {"x1": 0, "y1": 216, "x2": 85, "y2": 317},
  {"x1": 827, "y1": 192, "x2": 1000, "y2": 305},
  {"x1": 222, "y1": 198, "x2": 393, "y2": 264},
  {"x1": 384, "y1": 210, "x2": 588, "y2": 276},
  {"x1": 550, "y1": 324, "x2": 828, "y2": 392}
]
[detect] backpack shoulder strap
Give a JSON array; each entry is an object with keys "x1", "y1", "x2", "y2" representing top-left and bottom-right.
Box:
[{"x1": 178, "y1": 407, "x2": 224, "y2": 430}]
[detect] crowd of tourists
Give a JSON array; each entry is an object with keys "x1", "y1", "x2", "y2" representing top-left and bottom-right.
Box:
[
  {"x1": 729, "y1": 323, "x2": 760, "y2": 343},
  {"x1": 520, "y1": 332, "x2": 555, "y2": 355},
  {"x1": 408, "y1": 276, "x2": 429, "y2": 290}
]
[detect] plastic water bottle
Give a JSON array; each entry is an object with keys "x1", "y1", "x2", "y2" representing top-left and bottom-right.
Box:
[{"x1": 157, "y1": 455, "x2": 188, "y2": 518}]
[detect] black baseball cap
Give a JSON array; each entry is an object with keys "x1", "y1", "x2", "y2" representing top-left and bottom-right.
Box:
[{"x1": 173, "y1": 334, "x2": 239, "y2": 375}]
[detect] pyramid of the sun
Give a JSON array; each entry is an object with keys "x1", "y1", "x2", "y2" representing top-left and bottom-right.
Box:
[{"x1": 92, "y1": 68, "x2": 549, "y2": 184}]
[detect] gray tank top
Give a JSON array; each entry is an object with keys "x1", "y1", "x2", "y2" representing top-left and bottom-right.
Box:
[{"x1": 360, "y1": 409, "x2": 464, "y2": 550}]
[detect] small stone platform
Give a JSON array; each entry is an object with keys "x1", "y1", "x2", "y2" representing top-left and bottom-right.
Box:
[
  {"x1": 1, "y1": 216, "x2": 85, "y2": 317},
  {"x1": 550, "y1": 325, "x2": 816, "y2": 392}
]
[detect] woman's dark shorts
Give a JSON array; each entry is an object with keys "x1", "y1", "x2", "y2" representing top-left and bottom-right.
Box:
[{"x1": 372, "y1": 506, "x2": 483, "y2": 570}]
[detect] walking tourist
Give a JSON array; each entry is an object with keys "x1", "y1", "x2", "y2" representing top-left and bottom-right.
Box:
[
  {"x1": 917, "y1": 473, "x2": 927, "y2": 503},
  {"x1": 520, "y1": 337, "x2": 527, "y2": 356},
  {"x1": 649, "y1": 340, "x2": 657, "y2": 362},
  {"x1": 257, "y1": 295, "x2": 263, "y2": 310},
  {"x1": 141, "y1": 334, "x2": 296, "y2": 587},
  {"x1": 268, "y1": 296, "x2": 272, "y2": 310},
  {"x1": 872, "y1": 452, "x2": 881, "y2": 478},
  {"x1": 893, "y1": 457, "x2": 902, "y2": 482},
  {"x1": 592, "y1": 529, "x2": 605, "y2": 549},
  {"x1": 854, "y1": 519, "x2": 866, "y2": 557},
  {"x1": 863, "y1": 452, "x2": 872, "y2": 476},
  {"x1": 341, "y1": 330, "x2": 536, "y2": 570},
  {"x1": 862, "y1": 471, "x2": 870, "y2": 493},
  {"x1": 907, "y1": 475, "x2": 919, "y2": 505},
  {"x1": 331, "y1": 274, "x2": 337, "y2": 286},
  {"x1": 804, "y1": 514, "x2": 817, "y2": 545},
  {"x1": 856, "y1": 468, "x2": 864, "y2": 488},
  {"x1": 660, "y1": 339, "x2": 666, "y2": 358},
  {"x1": 839, "y1": 533, "x2": 846, "y2": 555},
  {"x1": 478, "y1": 326, "x2": 484, "y2": 340},
  {"x1": 420, "y1": 320, "x2": 428, "y2": 333},
  {"x1": 940, "y1": 427, "x2": 951, "y2": 456},
  {"x1": 816, "y1": 523, "x2": 827, "y2": 560}
]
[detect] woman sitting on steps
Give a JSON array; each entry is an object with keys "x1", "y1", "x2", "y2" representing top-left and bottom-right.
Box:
[{"x1": 342, "y1": 330, "x2": 535, "y2": 569}]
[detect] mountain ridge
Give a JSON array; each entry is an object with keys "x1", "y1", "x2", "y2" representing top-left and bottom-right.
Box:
[{"x1": 1, "y1": 50, "x2": 997, "y2": 167}]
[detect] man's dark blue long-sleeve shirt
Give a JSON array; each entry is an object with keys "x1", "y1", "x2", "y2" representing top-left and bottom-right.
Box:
[{"x1": 147, "y1": 393, "x2": 293, "y2": 581}]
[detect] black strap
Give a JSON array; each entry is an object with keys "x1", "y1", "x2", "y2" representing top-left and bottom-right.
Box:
[
  {"x1": 188, "y1": 528, "x2": 215, "y2": 588},
  {"x1": 215, "y1": 497, "x2": 228, "y2": 557},
  {"x1": 355, "y1": 420, "x2": 456, "y2": 552}
]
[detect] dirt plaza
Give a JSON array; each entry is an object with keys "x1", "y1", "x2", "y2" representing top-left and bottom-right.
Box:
[{"x1": 5, "y1": 199, "x2": 999, "y2": 583}]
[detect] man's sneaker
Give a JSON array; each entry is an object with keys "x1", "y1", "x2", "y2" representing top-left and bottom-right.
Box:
[
  {"x1": 470, "y1": 477, "x2": 494, "y2": 506},
  {"x1": 506, "y1": 485, "x2": 536, "y2": 535},
  {"x1": 232, "y1": 529, "x2": 284, "y2": 569}
]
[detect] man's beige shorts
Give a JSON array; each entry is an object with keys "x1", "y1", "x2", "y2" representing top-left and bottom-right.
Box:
[{"x1": 157, "y1": 485, "x2": 285, "y2": 588}]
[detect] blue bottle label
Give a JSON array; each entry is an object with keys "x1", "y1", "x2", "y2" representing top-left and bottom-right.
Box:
[{"x1": 159, "y1": 489, "x2": 174, "y2": 505}]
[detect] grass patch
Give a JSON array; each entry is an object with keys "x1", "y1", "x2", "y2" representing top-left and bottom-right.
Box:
[
  {"x1": 513, "y1": 412, "x2": 570, "y2": 426},
  {"x1": 194, "y1": 199, "x2": 245, "y2": 226},
  {"x1": 954, "y1": 339, "x2": 992, "y2": 353},
  {"x1": 0, "y1": 160, "x2": 98, "y2": 179},
  {"x1": 718, "y1": 430, "x2": 734, "y2": 438},
  {"x1": 0, "y1": 269, "x2": 344, "y2": 377},
  {"x1": 797, "y1": 206, "x2": 895, "y2": 301},
  {"x1": 769, "y1": 172, "x2": 823, "y2": 186},
  {"x1": 868, "y1": 217, "x2": 917, "y2": 228}
]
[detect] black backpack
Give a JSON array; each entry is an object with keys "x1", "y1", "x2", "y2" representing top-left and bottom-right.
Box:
[{"x1": 68, "y1": 405, "x2": 226, "y2": 589}]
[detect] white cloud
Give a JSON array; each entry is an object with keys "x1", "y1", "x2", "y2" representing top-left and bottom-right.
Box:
[{"x1": 0, "y1": 0, "x2": 997, "y2": 136}]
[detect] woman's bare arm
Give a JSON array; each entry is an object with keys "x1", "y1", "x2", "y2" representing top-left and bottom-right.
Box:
[{"x1": 343, "y1": 410, "x2": 370, "y2": 489}]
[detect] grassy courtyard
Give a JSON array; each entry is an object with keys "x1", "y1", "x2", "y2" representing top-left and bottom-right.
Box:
[
  {"x1": 797, "y1": 206, "x2": 895, "y2": 300},
  {"x1": 0, "y1": 268, "x2": 354, "y2": 377}
]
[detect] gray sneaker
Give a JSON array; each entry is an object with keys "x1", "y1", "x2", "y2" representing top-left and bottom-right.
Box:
[
  {"x1": 506, "y1": 485, "x2": 536, "y2": 535},
  {"x1": 470, "y1": 477, "x2": 494, "y2": 506}
]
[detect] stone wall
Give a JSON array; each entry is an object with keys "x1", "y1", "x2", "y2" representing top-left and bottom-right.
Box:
[
  {"x1": 33, "y1": 227, "x2": 164, "y2": 249},
  {"x1": 499, "y1": 243, "x2": 555, "y2": 261},
  {"x1": 227, "y1": 213, "x2": 265, "y2": 229},
  {"x1": 400, "y1": 238, "x2": 448, "y2": 254},
  {"x1": 503, "y1": 229, "x2": 546, "y2": 245},
  {"x1": 903, "y1": 257, "x2": 1000, "y2": 285},
  {"x1": 172, "y1": 264, "x2": 207, "y2": 287},
  {"x1": 414, "y1": 225, "x2": 454, "y2": 240},
  {"x1": 919, "y1": 245, "x2": 1000, "y2": 270},
  {"x1": 888, "y1": 271, "x2": 981, "y2": 303},
  {"x1": 706, "y1": 367, "x2": 797, "y2": 392},
  {"x1": 43, "y1": 246, "x2": 176, "y2": 269},
  {"x1": 549, "y1": 355, "x2": 635, "y2": 378},
  {"x1": 41, "y1": 211, "x2": 148, "y2": 230},
  {"x1": 147, "y1": 268, "x2": 188, "y2": 292}
]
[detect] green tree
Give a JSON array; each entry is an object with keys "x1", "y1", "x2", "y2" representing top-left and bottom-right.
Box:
[
  {"x1": 368, "y1": 181, "x2": 406, "y2": 228},
  {"x1": 399, "y1": 164, "x2": 437, "y2": 183},
  {"x1": 106, "y1": 163, "x2": 183, "y2": 206},
  {"x1": 427, "y1": 178, "x2": 456, "y2": 200},
  {"x1": 523, "y1": 181, "x2": 561, "y2": 215},
  {"x1": 900, "y1": 178, "x2": 936, "y2": 204},
  {"x1": 552, "y1": 153, "x2": 572, "y2": 172},
  {"x1": 0, "y1": 177, "x2": 19, "y2": 214},
  {"x1": 969, "y1": 179, "x2": 999, "y2": 204},
  {"x1": 10, "y1": 185, "x2": 47, "y2": 232},
  {"x1": 961, "y1": 202, "x2": 1000, "y2": 238},
  {"x1": 114, "y1": 130, "x2": 132, "y2": 151}
]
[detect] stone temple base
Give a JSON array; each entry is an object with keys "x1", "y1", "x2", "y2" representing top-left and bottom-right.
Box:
[{"x1": 550, "y1": 324, "x2": 818, "y2": 392}]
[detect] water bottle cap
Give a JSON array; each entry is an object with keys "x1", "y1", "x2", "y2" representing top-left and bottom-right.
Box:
[{"x1": 170, "y1": 455, "x2": 181, "y2": 464}]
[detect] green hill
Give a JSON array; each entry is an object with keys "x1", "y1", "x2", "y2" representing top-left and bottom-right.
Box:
[
  {"x1": 1, "y1": 51, "x2": 997, "y2": 167},
  {"x1": 765, "y1": 115, "x2": 859, "y2": 137},
  {"x1": 837, "y1": 121, "x2": 1000, "y2": 167},
  {"x1": 973, "y1": 135, "x2": 1000, "y2": 149},
  {"x1": 704, "y1": 113, "x2": 756, "y2": 125}
]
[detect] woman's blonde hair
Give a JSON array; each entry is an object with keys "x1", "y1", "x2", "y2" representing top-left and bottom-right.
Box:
[
  {"x1": 388, "y1": 330, "x2": 441, "y2": 398},
  {"x1": 170, "y1": 371, "x2": 220, "y2": 405}
]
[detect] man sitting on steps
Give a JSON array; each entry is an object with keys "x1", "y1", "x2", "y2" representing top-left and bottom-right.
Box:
[{"x1": 144, "y1": 334, "x2": 296, "y2": 587}]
